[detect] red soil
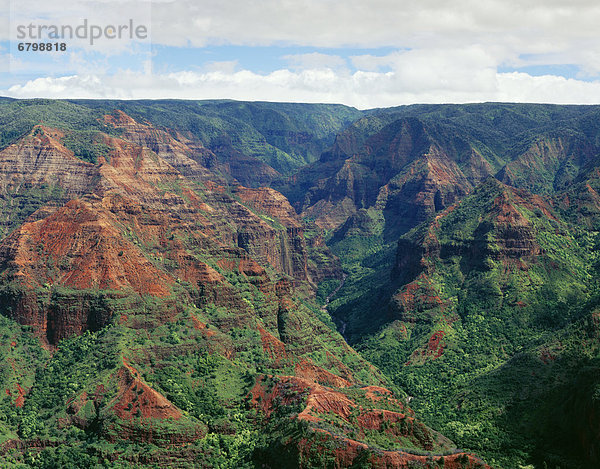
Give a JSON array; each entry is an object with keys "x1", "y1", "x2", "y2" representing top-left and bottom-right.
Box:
[
  {"x1": 298, "y1": 382, "x2": 355, "y2": 423},
  {"x1": 204, "y1": 181, "x2": 226, "y2": 193},
  {"x1": 294, "y1": 359, "x2": 352, "y2": 388},
  {"x1": 15, "y1": 383, "x2": 25, "y2": 408},
  {"x1": 103, "y1": 110, "x2": 138, "y2": 127},
  {"x1": 4, "y1": 199, "x2": 173, "y2": 296},
  {"x1": 298, "y1": 434, "x2": 491, "y2": 469},
  {"x1": 394, "y1": 273, "x2": 449, "y2": 321},
  {"x1": 428, "y1": 330, "x2": 446, "y2": 358},
  {"x1": 256, "y1": 325, "x2": 286, "y2": 362},
  {"x1": 406, "y1": 330, "x2": 447, "y2": 365},
  {"x1": 234, "y1": 186, "x2": 303, "y2": 228},
  {"x1": 190, "y1": 314, "x2": 216, "y2": 337},
  {"x1": 250, "y1": 374, "x2": 489, "y2": 468},
  {"x1": 363, "y1": 386, "x2": 414, "y2": 416},
  {"x1": 111, "y1": 358, "x2": 182, "y2": 421},
  {"x1": 174, "y1": 256, "x2": 224, "y2": 287}
]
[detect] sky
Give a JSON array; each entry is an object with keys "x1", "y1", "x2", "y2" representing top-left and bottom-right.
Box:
[{"x1": 1, "y1": 0, "x2": 600, "y2": 109}]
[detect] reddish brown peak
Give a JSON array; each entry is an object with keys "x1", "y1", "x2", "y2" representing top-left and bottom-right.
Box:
[
  {"x1": 249, "y1": 375, "x2": 354, "y2": 421},
  {"x1": 298, "y1": 381, "x2": 356, "y2": 423},
  {"x1": 432, "y1": 179, "x2": 556, "y2": 230},
  {"x1": 173, "y1": 254, "x2": 225, "y2": 289},
  {"x1": 424, "y1": 145, "x2": 473, "y2": 187},
  {"x1": 527, "y1": 193, "x2": 558, "y2": 220},
  {"x1": 250, "y1": 374, "x2": 483, "y2": 468},
  {"x1": 252, "y1": 375, "x2": 404, "y2": 424},
  {"x1": 362, "y1": 385, "x2": 414, "y2": 415},
  {"x1": 90, "y1": 359, "x2": 208, "y2": 445},
  {"x1": 0, "y1": 198, "x2": 174, "y2": 296},
  {"x1": 491, "y1": 193, "x2": 530, "y2": 227},
  {"x1": 19, "y1": 125, "x2": 76, "y2": 159},
  {"x1": 388, "y1": 146, "x2": 472, "y2": 194},
  {"x1": 103, "y1": 110, "x2": 138, "y2": 127},
  {"x1": 233, "y1": 186, "x2": 303, "y2": 228},
  {"x1": 95, "y1": 136, "x2": 183, "y2": 202},
  {"x1": 98, "y1": 134, "x2": 158, "y2": 173},
  {"x1": 100, "y1": 111, "x2": 222, "y2": 185},
  {"x1": 301, "y1": 198, "x2": 359, "y2": 231},
  {"x1": 294, "y1": 358, "x2": 352, "y2": 388},
  {"x1": 392, "y1": 272, "x2": 449, "y2": 323},
  {"x1": 490, "y1": 183, "x2": 557, "y2": 226},
  {"x1": 0, "y1": 126, "x2": 99, "y2": 199},
  {"x1": 110, "y1": 359, "x2": 183, "y2": 421},
  {"x1": 30, "y1": 125, "x2": 67, "y2": 142},
  {"x1": 257, "y1": 324, "x2": 287, "y2": 363}
]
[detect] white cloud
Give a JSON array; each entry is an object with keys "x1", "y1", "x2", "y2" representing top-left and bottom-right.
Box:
[
  {"x1": 142, "y1": 0, "x2": 600, "y2": 75},
  {"x1": 282, "y1": 53, "x2": 348, "y2": 72},
  {"x1": 6, "y1": 65, "x2": 600, "y2": 109},
  {"x1": 3, "y1": 0, "x2": 600, "y2": 105},
  {"x1": 203, "y1": 60, "x2": 239, "y2": 73},
  {"x1": 3, "y1": 1, "x2": 600, "y2": 53}
]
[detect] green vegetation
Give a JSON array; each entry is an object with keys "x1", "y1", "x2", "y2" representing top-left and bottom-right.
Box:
[
  {"x1": 3, "y1": 100, "x2": 600, "y2": 467},
  {"x1": 0, "y1": 184, "x2": 66, "y2": 239},
  {"x1": 333, "y1": 180, "x2": 600, "y2": 468},
  {"x1": 61, "y1": 131, "x2": 114, "y2": 164},
  {"x1": 69, "y1": 99, "x2": 362, "y2": 177},
  {"x1": 0, "y1": 99, "x2": 121, "y2": 150}
]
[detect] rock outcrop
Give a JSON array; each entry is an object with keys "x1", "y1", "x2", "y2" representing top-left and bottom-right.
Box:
[
  {"x1": 250, "y1": 375, "x2": 490, "y2": 469},
  {"x1": 0, "y1": 113, "x2": 339, "y2": 346},
  {"x1": 281, "y1": 117, "x2": 488, "y2": 236}
]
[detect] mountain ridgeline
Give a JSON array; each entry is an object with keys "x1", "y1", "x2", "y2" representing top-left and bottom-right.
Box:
[{"x1": 0, "y1": 98, "x2": 598, "y2": 468}]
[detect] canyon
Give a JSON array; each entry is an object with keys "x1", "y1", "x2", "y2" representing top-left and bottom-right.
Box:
[{"x1": 0, "y1": 99, "x2": 598, "y2": 468}]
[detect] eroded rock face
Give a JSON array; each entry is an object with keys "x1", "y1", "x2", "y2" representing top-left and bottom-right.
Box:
[
  {"x1": 65, "y1": 360, "x2": 206, "y2": 446},
  {"x1": 0, "y1": 127, "x2": 99, "y2": 197},
  {"x1": 390, "y1": 180, "x2": 558, "y2": 325},
  {"x1": 0, "y1": 113, "x2": 339, "y2": 346},
  {"x1": 250, "y1": 375, "x2": 489, "y2": 469},
  {"x1": 297, "y1": 437, "x2": 491, "y2": 469},
  {"x1": 102, "y1": 114, "x2": 325, "y2": 285},
  {"x1": 0, "y1": 199, "x2": 174, "y2": 294},
  {"x1": 0, "y1": 103, "x2": 502, "y2": 468},
  {"x1": 496, "y1": 136, "x2": 597, "y2": 193},
  {"x1": 285, "y1": 118, "x2": 486, "y2": 236},
  {"x1": 225, "y1": 188, "x2": 312, "y2": 284},
  {"x1": 103, "y1": 110, "x2": 221, "y2": 183},
  {"x1": 382, "y1": 151, "x2": 473, "y2": 236}
]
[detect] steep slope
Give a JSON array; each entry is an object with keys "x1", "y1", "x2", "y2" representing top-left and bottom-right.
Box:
[
  {"x1": 102, "y1": 109, "x2": 221, "y2": 183},
  {"x1": 356, "y1": 179, "x2": 596, "y2": 468},
  {"x1": 278, "y1": 104, "x2": 600, "y2": 243},
  {"x1": 279, "y1": 103, "x2": 600, "y2": 469},
  {"x1": 279, "y1": 116, "x2": 483, "y2": 234},
  {"x1": 9, "y1": 100, "x2": 600, "y2": 468},
  {"x1": 496, "y1": 130, "x2": 598, "y2": 194},
  {"x1": 0, "y1": 126, "x2": 101, "y2": 239},
  {"x1": 0, "y1": 117, "x2": 331, "y2": 344},
  {"x1": 69, "y1": 99, "x2": 364, "y2": 186},
  {"x1": 0, "y1": 105, "x2": 481, "y2": 468}
]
